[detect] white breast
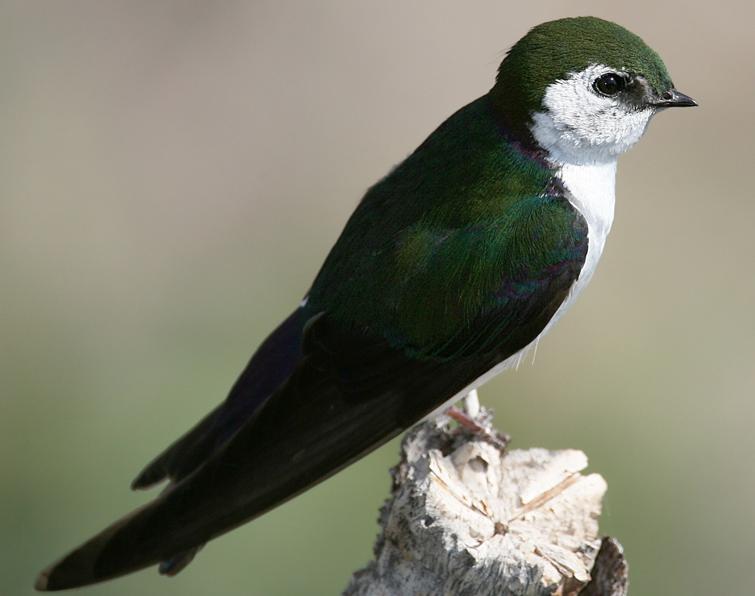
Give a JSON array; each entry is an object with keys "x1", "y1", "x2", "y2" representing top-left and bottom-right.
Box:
[{"x1": 548, "y1": 160, "x2": 616, "y2": 321}]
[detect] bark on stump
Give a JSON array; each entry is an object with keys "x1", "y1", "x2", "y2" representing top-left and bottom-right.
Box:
[{"x1": 344, "y1": 410, "x2": 628, "y2": 596}]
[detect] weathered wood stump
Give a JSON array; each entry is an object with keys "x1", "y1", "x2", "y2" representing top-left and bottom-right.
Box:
[{"x1": 344, "y1": 409, "x2": 628, "y2": 596}]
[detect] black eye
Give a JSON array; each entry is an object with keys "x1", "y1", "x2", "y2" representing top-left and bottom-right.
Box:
[{"x1": 593, "y1": 73, "x2": 626, "y2": 96}]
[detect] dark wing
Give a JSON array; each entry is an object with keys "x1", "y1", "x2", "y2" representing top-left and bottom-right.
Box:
[
  {"x1": 36, "y1": 197, "x2": 587, "y2": 591},
  {"x1": 37, "y1": 315, "x2": 469, "y2": 590},
  {"x1": 308, "y1": 193, "x2": 590, "y2": 360},
  {"x1": 131, "y1": 309, "x2": 307, "y2": 489}
]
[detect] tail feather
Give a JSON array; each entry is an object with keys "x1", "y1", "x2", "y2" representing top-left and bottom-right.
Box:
[
  {"x1": 131, "y1": 309, "x2": 306, "y2": 490},
  {"x1": 35, "y1": 313, "x2": 487, "y2": 591},
  {"x1": 35, "y1": 502, "x2": 158, "y2": 591},
  {"x1": 130, "y1": 408, "x2": 221, "y2": 490}
]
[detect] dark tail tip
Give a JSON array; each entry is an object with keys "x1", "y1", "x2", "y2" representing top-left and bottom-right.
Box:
[
  {"x1": 33, "y1": 500, "x2": 159, "y2": 591},
  {"x1": 131, "y1": 462, "x2": 168, "y2": 490},
  {"x1": 34, "y1": 547, "x2": 98, "y2": 592},
  {"x1": 131, "y1": 436, "x2": 185, "y2": 490},
  {"x1": 34, "y1": 568, "x2": 52, "y2": 591}
]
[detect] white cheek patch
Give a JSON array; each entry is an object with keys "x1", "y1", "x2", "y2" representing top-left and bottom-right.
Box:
[{"x1": 530, "y1": 64, "x2": 655, "y2": 165}]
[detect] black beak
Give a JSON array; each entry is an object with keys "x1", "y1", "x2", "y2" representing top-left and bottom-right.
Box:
[{"x1": 650, "y1": 89, "x2": 698, "y2": 108}]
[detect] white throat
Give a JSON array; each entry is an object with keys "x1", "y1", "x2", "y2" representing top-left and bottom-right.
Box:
[
  {"x1": 524, "y1": 68, "x2": 633, "y2": 342},
  {"x1": 529, "y1": 64, "x2": 655, "y2": 165},
  {"x1": 526, "y1": 63, "x2": 652, "y2": 296}
]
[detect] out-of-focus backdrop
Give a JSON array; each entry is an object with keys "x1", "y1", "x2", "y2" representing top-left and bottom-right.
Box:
[{"x1": 2, "y1": 2, "x2": 753, "y2": 595}]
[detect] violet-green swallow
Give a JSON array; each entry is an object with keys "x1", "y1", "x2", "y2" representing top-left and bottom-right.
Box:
[{"x1": 36, "y1": 16, "x2": 695, "y2": 591}]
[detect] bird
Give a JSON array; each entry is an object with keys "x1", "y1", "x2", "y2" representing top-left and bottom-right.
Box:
[{"x1": 35, "y1": 16, "x2": 696, "y2": 591}]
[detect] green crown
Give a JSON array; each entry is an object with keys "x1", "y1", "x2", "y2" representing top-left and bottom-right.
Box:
[{"x1": 493, "y1": 17, "x2": 673, "y2": 133}]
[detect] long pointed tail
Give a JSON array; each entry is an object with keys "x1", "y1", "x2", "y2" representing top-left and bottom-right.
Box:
[
  {"x1": 35, "y1": 313, "x2": 480, "y2": 591},
  {"x1": 36, "y1": 500, "x2": 164, "y2": 591}
]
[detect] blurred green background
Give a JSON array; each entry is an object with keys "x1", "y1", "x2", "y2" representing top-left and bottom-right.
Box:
[{"x1": 2, "y1": 1, "x2": 753, "y2": 595}]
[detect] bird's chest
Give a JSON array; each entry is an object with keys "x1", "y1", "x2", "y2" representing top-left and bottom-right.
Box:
[
  {"x1": 530, "y1": 160, "x2": 617, "y2": 341},
  {"x1": 492, "y1": 162, "x2": 616, "y2": 371},
  {"x1": 421, "y1": 161, "x2": 617, "y2": 420},
  {"x1": 559, "y1": 160, "x2": 616, "y2": 295}
]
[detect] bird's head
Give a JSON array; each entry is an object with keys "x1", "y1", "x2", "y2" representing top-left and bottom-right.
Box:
[{"x1": 493, "y1": 17, "x2": 696, "y2": 165}]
